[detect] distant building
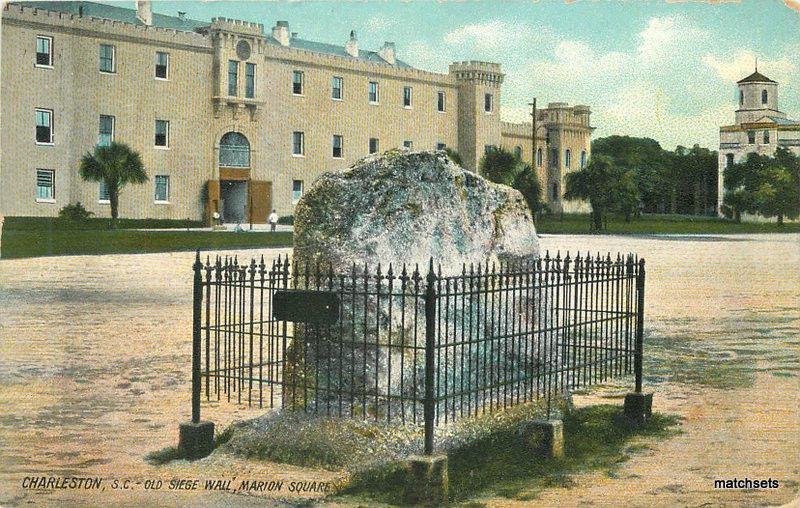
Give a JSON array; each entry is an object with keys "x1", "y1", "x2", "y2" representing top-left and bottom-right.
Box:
[
  {"x1": 1, "y1": 1, "x2": 592, "y2": 223},
  {"x1": 718, "y1": 68, "x2": 800, "y2": 217}
]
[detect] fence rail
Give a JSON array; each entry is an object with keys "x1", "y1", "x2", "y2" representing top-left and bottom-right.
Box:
[{"x1": 189, "y1": 251, "x2": 645, "y2": 455}]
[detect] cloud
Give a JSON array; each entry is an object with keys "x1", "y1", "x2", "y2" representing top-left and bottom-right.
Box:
[
  {"x1": 365, "y1": 16, "x2": 394, "y2": 34},
  {"x1": 702, "y1": 50, "x2": 797, "y2": 82},
  {"x1": 785, "y1": 0, "x2": 800, "y2": 14},
  {"x1": 443, "y1": 20, "x2": 539, "y2": 52},
  {"x1": 636, "y1": 16, "x2": 705, "y2": 64}
]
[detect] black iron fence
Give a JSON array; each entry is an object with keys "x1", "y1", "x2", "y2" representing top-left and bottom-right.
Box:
[{"x1": 189, "y1": 251, "x2": 645, "y2": 455}]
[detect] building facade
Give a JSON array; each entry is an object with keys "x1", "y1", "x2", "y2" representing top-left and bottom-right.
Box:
[
  {"x1": 718, "y1": 69, "x2": 800, "y2": 217},
  {"x1": 1, "y1": 1, "x2": 592, "y2": 223}
]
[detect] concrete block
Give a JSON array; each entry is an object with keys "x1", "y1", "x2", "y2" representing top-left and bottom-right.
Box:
[
  {"x1": 404, "y1": 454, "x2": 448, "y2": 506},
  {"x1": 624, "y1": 392, "x2": 653, "y2": 426},
  {"x1": 178, "y1": 421, "x2": 215, "y2": 459},
  {"x1": 520, "y1": 419, "x2": 564, "y2": 459}
]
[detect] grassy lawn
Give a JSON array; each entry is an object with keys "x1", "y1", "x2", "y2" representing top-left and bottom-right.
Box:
[
  {"x1": 338, "y1": 405, "x2": 681, "y2": 505},
  {"x1": 0, "y1": 229, "x2": 292, "y2": 259},
  {"x1": 536, "y1": 213, "x2": 800, "y2": 235}
]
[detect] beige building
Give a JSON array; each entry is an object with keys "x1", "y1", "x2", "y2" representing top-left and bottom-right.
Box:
[
  {"x1": 1, "y1": 1, "x2": 592, "y2": 223},
  {"x1": 718, "y1": 68, "x2": 800, "y2": 217}
]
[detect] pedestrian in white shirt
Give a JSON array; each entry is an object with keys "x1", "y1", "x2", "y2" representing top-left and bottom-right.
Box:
[{"x1": 268, "y1": 210, "x2": 279, "y2": 232}]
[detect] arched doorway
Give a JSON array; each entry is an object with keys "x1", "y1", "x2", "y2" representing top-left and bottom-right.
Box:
[{"x1": 218, "y1": 132, "x2": 250, "y2": 223}]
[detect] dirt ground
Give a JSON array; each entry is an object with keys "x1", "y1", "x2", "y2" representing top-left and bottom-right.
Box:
[{"x1": 0, "y1": 234, "x2": 797, "y2": 506}]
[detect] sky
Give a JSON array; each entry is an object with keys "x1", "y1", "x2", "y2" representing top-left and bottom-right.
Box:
[{"x1": 110, "y1": 0, "x2": 799, "y2": 151}]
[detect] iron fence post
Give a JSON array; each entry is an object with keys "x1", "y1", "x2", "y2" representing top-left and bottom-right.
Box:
[
  {"x1": 634, "y1": 258, "x2": 646, "y2": 394},
  {"x1": 192, "y1": 250, "x2": 203, "y2": 424},
  {"x1": 424, "y1": 258, "x2": 437, "y2": 455}
]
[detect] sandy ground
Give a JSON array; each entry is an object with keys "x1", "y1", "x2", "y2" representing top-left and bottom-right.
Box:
[{"x1": 0, "y1": 234, "x2": 798, "y2": 506}]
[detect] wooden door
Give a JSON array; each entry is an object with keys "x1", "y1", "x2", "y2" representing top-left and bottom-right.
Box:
[{"x1": 248, "y1": 180, "x2": 271, "y2": 224}]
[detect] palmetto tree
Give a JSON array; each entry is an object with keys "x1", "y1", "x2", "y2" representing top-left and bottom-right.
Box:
[{"x1": 79, "y1": 142, "x2": 148, "y2": 223}]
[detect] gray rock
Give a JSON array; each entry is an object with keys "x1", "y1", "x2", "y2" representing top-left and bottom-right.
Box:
[
  {"x1": 285, "y1": 150, "x2": 553, "y2": 419},
  {"x1": 293, "y1": 149, "x2": 539, "y2": 275}
]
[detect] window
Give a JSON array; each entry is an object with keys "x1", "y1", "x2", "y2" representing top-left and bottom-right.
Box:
[
  {"x1": 219, "y1": 132, "x2": 250, "y2": 167},
  {"x1": 484, "y1": 93, "x2": 493, "y2": 113},
  {"x1": 292, "y1": 70, "x2": 304, "y2": 95},
  {"x1": 369, "y1": 138, "x2": 379, "y2": 154},
  {"x1": 332, "y1": 135, "x2": 343, "y2": 158},
  {"x1": 762, "y1": 89, "x2": 768, "y2": 105},
  {"x1": 551, "y1": 182, "x2": 559, "y2": 200},
  {"x1": 436, "y1": 142, "x2": 446, "y2": 151},
  {"x1": 368, "y1": 81, "x2": 379, "y2": 103},
  {"x1": 403, "y1": 140, "x2": 413, "y2": 149},
  {"x1": 99, "y1": 180, "x2": 110, "y2": 202},
  {"x1": 536, "y1": 148, "x2": 543, "y2": 167},
  {"x1": 228, "y1": 60, "x2": 238, "y2": 96},
  {"x1": 514, "y1": 146, "x2": 522, "y2": 159},
  {"x1": 747, "y1": 131, "x2": 755, "y2": 144},
  {"x1": 292, "y1": 131, "x2": 305, "y2": 156},
  {"x1": 245, "y1": 63, "x2": 255, "y2": 99},
  {"x1": 484, "y1": 144, "x2": 496, "y2": 154},
  {"x1": 403, "y1": 86, "x2": 412, "y2": 108},
  {"x1": 155, "y1": 51, "x2": 169, "y2": 79},
  {"x1": 292, "y1": 180, "x2": 304, "y2": 204},
  {"x1": 437, "y1": 91, "x2": 445, "y2": 112},
  {"x1": 763, "y1": 131, "x2": 770, "y2": 144},
  {"x1": 551, "y1": 148, "x2": 559, "y2": 167},
  {"x1": 565, "y1": 149, "x2": 571, "y2": 168},
  {"x1": 99, "y1": 44, "x2": 115, "y2": 73},
  {"x1": 332, "y1": 76, "x2": 343, "y2": 100},
  {"x1": 155, "y1": 120, "x2": 169, "y2": 148},
  {"x1": 580, "y1": 150, "x2": 587, "y2": 168},
  {"x1": 36, "y1": 169, "x2": 55, "y2": 201},
  {"x1": 35, "y1": 108, "x2": 53, "y2": 144},
  {"x1": 739, "y1": 90, "x2": 744, "y2": 106},
  {"x1": 726, "y1": 153, "x2": 734, "y2": 168},
  {"x1": 154, "y1": 175, "x2": 170, "y2": 203},
  {"x1": 36, "y1": 36, "x2": 53, "y2": 67},
  {"x1": 98, "y1": 115, "x2": 114, "y2": 147}
]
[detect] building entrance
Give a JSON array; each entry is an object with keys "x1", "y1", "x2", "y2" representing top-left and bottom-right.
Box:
[{"x1": 220, "y1": 180, "x2": 247, "y2": 224}]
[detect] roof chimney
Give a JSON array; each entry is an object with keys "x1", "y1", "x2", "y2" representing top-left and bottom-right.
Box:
[
  {"x1": 378, "y1": 41, "x2": 396, "y2": 65},
  {"x1": 345, "y1": 30, "x2": 358, "y2": 58},
  {"x1": 136, "y1": 0, "x2": 152, "y2": 26},
  {"x1": 177, "y1": 11, "x2": 186, "y2": 20},
  {"x1": 272, "y1": 21, "x2": 290, "y2": 47}
]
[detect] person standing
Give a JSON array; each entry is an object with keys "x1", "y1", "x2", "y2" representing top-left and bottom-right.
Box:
[{"x1": 268, "y1": 209, "x2": 279, "y2": 232}]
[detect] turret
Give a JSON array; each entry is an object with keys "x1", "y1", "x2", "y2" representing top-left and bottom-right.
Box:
[
  {"x1": 449, "y1": 61, "x2": 504, "y2": 172},
  {"x1": 735, "y1": 67, "x2": 782, "y2": 124}
]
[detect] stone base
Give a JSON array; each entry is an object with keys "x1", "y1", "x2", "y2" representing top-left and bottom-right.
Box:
[
  {"x1": 178, "y1": 421, "x2": 215, "y2": 460},
  {"x1": 520, "y1": 419, "x2": 564, "y2": 459},
  {"x1": 623, "y1": 392, "x2": 653, "y2": 426},
  {"x1": 404, "y1": 454, "x2": 448, "y2": 506}
]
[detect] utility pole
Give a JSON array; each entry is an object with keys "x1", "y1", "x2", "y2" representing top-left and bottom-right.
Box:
[{"x1": 529, "y1": 98, "x2": 537, "y2": 171}]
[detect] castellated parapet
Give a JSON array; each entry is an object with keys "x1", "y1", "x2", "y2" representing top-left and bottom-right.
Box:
[
  {"x1": 3, "y1": 3, "x2": 212, "y2": 50},
  {"x1": 208, "y1": 17, "x2": 265, "y2": 36},
  {"x1": 449, "y1": 61, "x2": 504, "y2": 87}
]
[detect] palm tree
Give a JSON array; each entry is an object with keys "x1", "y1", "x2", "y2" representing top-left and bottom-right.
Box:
[{"x1": 79, "y1": 142, "x2": 148, "y2": 224}]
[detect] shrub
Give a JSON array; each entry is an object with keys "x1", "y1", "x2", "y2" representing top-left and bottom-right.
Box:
[
  {"x1": 278, "y1": 215, "x2": 294, "y2": 225},
  {"x1": 58, "y1": 202, "x2": 93, "y2": 221}
]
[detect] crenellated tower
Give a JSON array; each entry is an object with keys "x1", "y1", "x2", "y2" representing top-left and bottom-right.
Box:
[{"x1": 449, "y1": 61, "x2": 504, "y2": 172}]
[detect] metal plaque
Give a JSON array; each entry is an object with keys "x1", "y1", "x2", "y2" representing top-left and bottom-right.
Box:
[{"x1": 273, "y1": 290, "x2": 340, "y2": 325}]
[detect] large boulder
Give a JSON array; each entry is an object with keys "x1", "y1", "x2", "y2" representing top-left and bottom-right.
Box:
[
  {"x1": 285, "y1": 150, "x2": 550, "y2": 420},
  {"x1": 293, "y1": 150, "x2": 539, "y2": 275}
]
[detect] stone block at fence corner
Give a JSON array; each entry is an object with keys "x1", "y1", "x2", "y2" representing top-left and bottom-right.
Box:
[
  {"x1": 623, "y1": 392, "x2": 653, "y2": 426},
  {"x1": 520, "y1": 419, "x2": 564, "y2": 459},
  {"x1": 178, "y1": 421, "x2": 215, "y2": 460},
  {"x1": 403, "y1": 454, "x2": 449, "y2": 505}
]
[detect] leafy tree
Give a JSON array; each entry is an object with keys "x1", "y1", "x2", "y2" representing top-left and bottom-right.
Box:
[
  {"x1": 444, "y1": 147, "x2": 463, "y2": 167},
  {"x1": 79, "y1": 142, "x2": 148, "y2": 224},
  {"x1": 513, "y1": 164, "x2": 544, "y2": 215},
  {"x1": 564, "y1": 155, "x2": 639, "y2": 230},
  {"x1": 479, "y1": 147, "x2": 544, "y2": 215},
  {"x1": 58, "y1": 202, "x2": 94, "y2": 221},
  {"x1": 725, "y1": 148, "x2": 800, "y2": 224},
  {"x1": 479, "y1": 147, "x2": 519, "y2": 187}
]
